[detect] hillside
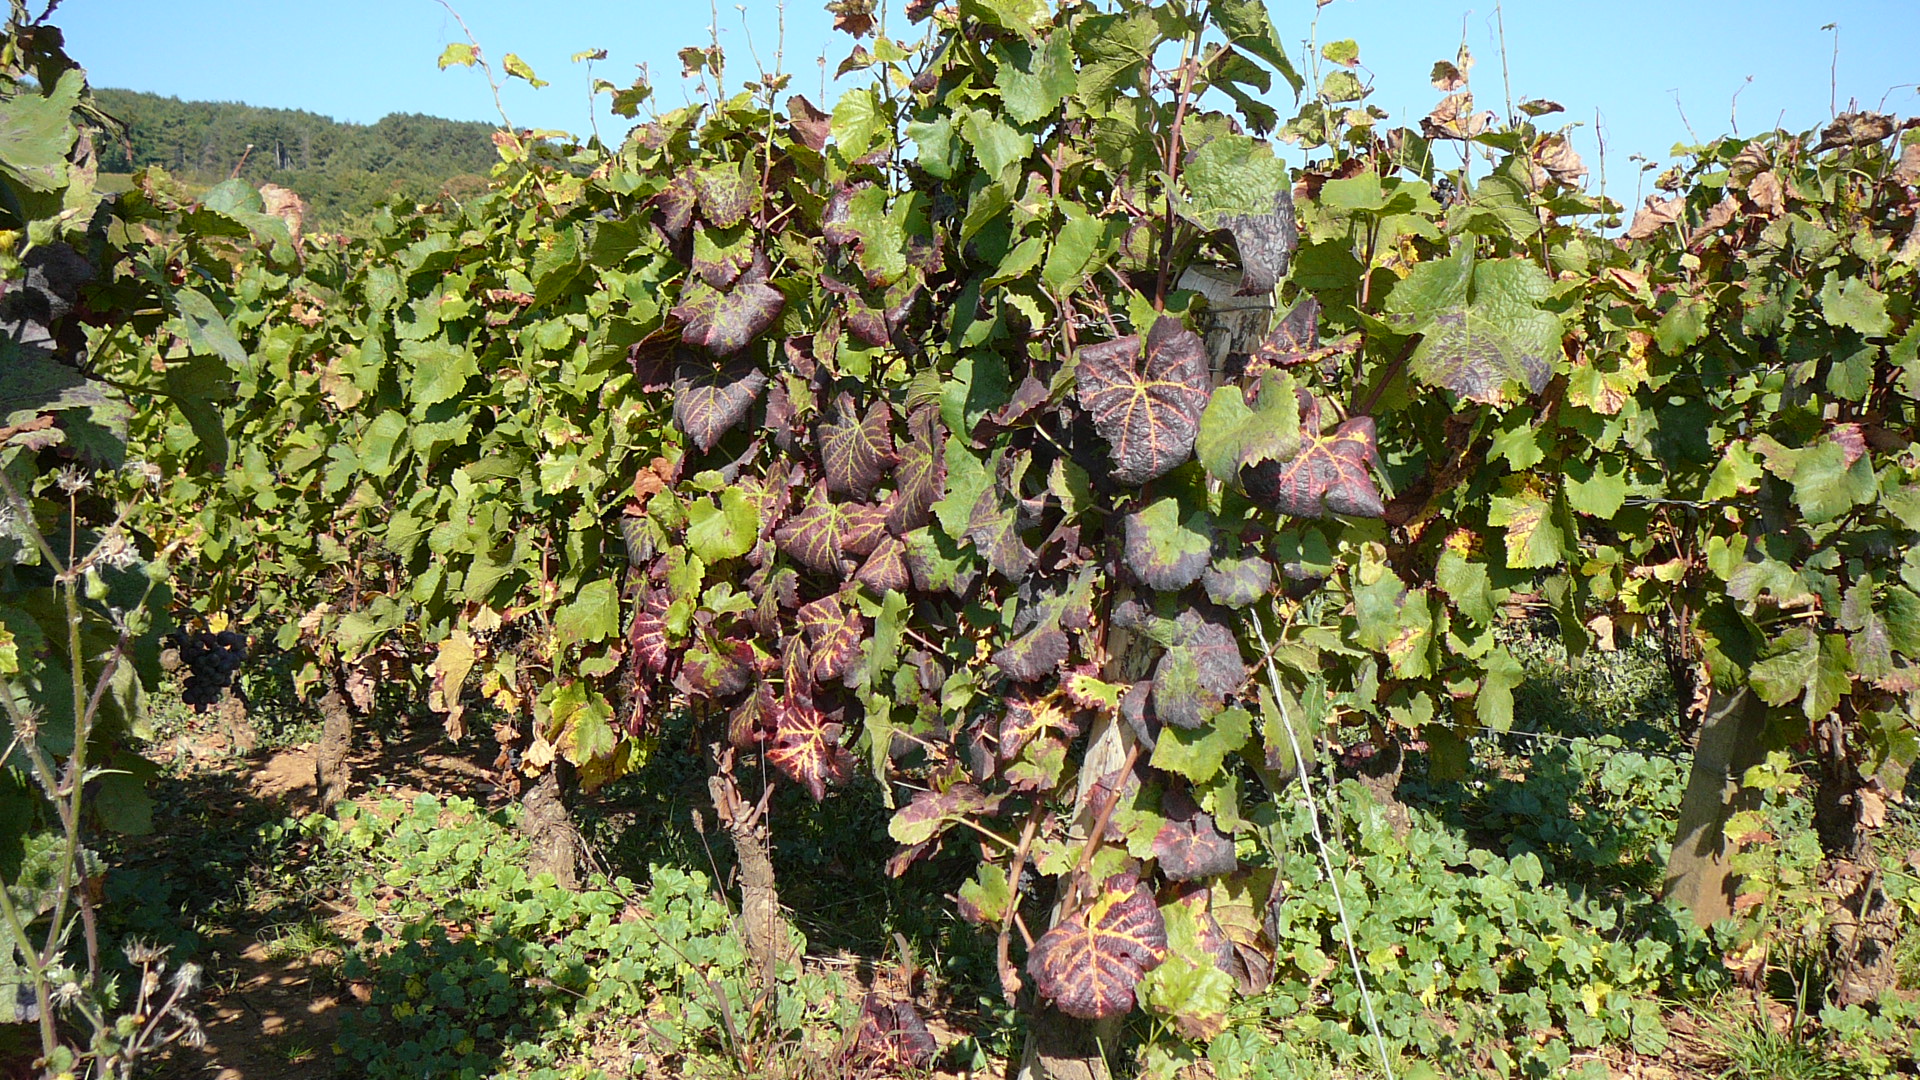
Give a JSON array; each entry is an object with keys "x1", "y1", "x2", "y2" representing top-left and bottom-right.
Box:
[{"x1": 92, "y1": 88, "x2": 499, "y2": 226}]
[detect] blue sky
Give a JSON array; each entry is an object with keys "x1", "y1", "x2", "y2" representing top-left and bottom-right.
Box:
[{"x1": 58, "y1": 0, "x2": 1920, "y2": 209}]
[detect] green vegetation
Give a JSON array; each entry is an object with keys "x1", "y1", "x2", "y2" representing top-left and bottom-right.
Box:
[
  {"x1": 94, "y1": 88, "x2": 498, "y2": 227},
  {"x1": 4, "y1": 0, "x2": 1919, "y2": 1078}
]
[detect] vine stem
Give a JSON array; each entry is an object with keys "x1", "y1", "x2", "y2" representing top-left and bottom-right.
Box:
[
  {"x1": 1063, "y1": 741, "x2": 1141, "y2": 911},
  {"x1": 995, "y1": 805, "x2": 1044, "y2": 1004},
  {"x1": 1152, "y1": 27, "x2": 1201, "y2": 311},
  {"x1": 1251, "y1": 611, "x2": 1397, "y2": 1080}
]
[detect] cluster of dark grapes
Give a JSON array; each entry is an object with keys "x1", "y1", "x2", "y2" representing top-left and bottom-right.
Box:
[{"x1": 172, "y1": 629, "x2": 247, "y2": 712}]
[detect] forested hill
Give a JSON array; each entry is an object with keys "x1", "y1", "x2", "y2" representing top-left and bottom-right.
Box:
[{"x1": 93, "y1": 88, "x2": 499, "y2": 227}]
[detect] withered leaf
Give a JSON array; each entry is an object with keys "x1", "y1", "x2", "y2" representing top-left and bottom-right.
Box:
[
  {"x1": 672, "y1": 359, "x2": 769, "y2": 453},
  {"x1": 1027, "y1": 872, "x2": 1168, "y2": 1020},
  {"x1": 1076, "y1": 316, "x2": 1210, "y2": 485},
  {"x1": 854, "y1": 994, "x2": 936, "y2": 1069},
  {"x1": 1813, "y1": 111, "x2": 1896, "y2": 152},
  {"x1": 1221, "y1": 188, "x2": 1298, "y2": 296},
  {"x1": 786, "y1": 94, "x2": 832, "y2": 152}
]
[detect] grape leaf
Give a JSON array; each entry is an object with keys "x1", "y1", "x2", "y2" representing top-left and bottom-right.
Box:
[
  {"x1": 855, "y1": 534, "x2": 912, "y2": 592},
  {"x1": 1178, "y1": 135, "x2": 1297, "y2": 295},
  {"x1": 904, "y1": 525, "x2": 978, "y2": 595},
  {"x1": 692, "y1": 225, "x2": 757, "y2": 288},
  {"x1": 693, "y1": 161, "x2": 761, "y2": 229},
  {"x1": 652, "y1": 173, "x2": 697, "y2": 244},
  {"x1": 765, "y1": 690, "x2": 853, "y2": 800},
  {"x1": 1394, "y1": 258, "x2": 1559, "y2": 404},
  {"x1": 1241, "y1": 414, "x2": 1384, "y2": 519},
  {"x1": 819, "y1": 395, "x2": 897, "y2": 498},
  {"x1": 1028, "y1": 872, "x2": 1169, "y2": 1020},
  {"x1": 672, "y1": 359, "x2": 769, "y2": 452},
  {"x1": 1121, "y1": 497, "x2": 1212, "y2": 590},
  {"x1": 999, "y1": 691, "x2": 1081, "y2": 760},
  {"x1": 1202, "y1": 553, "x2": 1273, "y2": 608},
  {"x1": 627, "y1": 586, "x2": 671, "y2": 676},
  {"x1": 1153, "y1": 786, "x2": 1237, "y2": 881},
  {"x1": 967, "y1": 485, "x2": 1035, "y2": 580},
  {"x1": 1195, "y1": 375, "x2": 1301, "y2": 483},
  {"x1": 797, "y1": 591, "x2": 865, "y2": 682},
  {"x1": 1152, "y1": 608, "x2": 1247, "y2": 729},
  {"x1": 672, "y1": 278, "x2": 786, "y2": 357},
  {"x1": 775, "y1": 483, "x2": 855, "y2": 573},
  {"x1": 840, "y1": 501, "x2": 890, "y2": 558},
  {"x1": 1076, "y1": 316, "x2": 1210, "y2": 485},
  {"x1": 1251, "y1": 296, "x2": 1323, "y2": 367},
  {"x1": 887, "y1": 406, "x2": 945, "y2": 535},
  {"x1": 855, "y1": 994, "x2": 937, "y2": 1069},
  {"x1": 889, "y1": 783, "x2": 1006, "y2": 846}
]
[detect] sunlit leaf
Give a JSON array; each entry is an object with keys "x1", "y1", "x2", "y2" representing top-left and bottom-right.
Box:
[
  {"x1": 672, "y1": 359, "x2": 769, "y2": 452},
  {"x1": 765, "y1": 690, "x2": 853, "y2": 800},
  {"x1": 819, "y1": 394, "x2": 897, "y2": 498},
  {"x1": 1241, "y1": 414, "x2": 1384, "y2": 519},
  {"x1": 672, "y1": 278, "x2": 786, "y2": 357},
  {"x1": 1121, "y1": 497, "x2": 1211, "y2": 591},
  {"x1": 1076, "y1": 317, "x2": 1210, "y2": 485},
  {"x1": 1152, "y1": 785, "x2": 1236, "y2": 881},
  {"x1": 797, "y1": 590, "x2": 865, "y2": 682},
  {"x1": 1028, "y1": 872, "x2": 1168, "y2": 1020}
]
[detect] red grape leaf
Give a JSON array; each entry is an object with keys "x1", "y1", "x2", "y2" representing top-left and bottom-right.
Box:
[
  {"x1": 672, "y1": 278, "x2": 786, "y2": 357},
  {"x1": 1027, "y1": 872, "x2": 1168, "y2": 1020},
  {"x1": 855, "y1": 534, "x2": 911, "y2": 592},
  {"x1": 671, "y1": 359, "x2": 769, "y2": 452},
  {"x1": 822, "y1": 181, "x2": 871, "y2": 250},
  {"x1": 652, "y1": 173, "x2": 696, "y2": 245},
  {"x1": 1152, "y1": 608, "x2": 1246, "y2": 729},
  {"x1": 1076, "y1": 316, "x2": 1210, "y2": 485},
  {"x1": 765, "y1": 690, "x2": 852, "y2": 801},
  {"x1": 1153, "y1": 785, "x2": 1237, "y2": 881},
  {"x1": 627, "y1": 586, "x2": 671, "y2": 676},
  {"x1": 775, "y1": 483, "x2": 854, "y2": 573},
  {"x1": 1241, "y1": 414, "x2": 1384, "y2": 519},
  {"x1": 886, "y1": 407, "x2": 945, "y2": 535},
  {"x1": 797, "y1": 590, "x2": 864, "y2": 682},
  {"x1": 693, "y1": 161, "x2": 760, "y2": 229},
  {"x1": 676, "y1": 634, "x2": 753, "y2": 699},
  {"x1": 819, "y1": 395, "x2": 897, "y2": 498}
]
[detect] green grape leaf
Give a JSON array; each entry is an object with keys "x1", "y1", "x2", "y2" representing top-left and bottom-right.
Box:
[
  {"x1": 957, "y1": 862, "x2": 1013, "y2": 925},
  {"x1": 1121, "y1": 497, "x2": 1212, "y2": 591},
  {"x1": 1202, "y1": 553, "x2": 1273, "y2": 608},
  {"x1": 694, "y1": 162, "x2": 761, "y2": 229},
  {"x1": 1395, "y1": 257, "x2": 1559, "y2": 403},
  {"x1": 1195, "y1": 374, "x2": 1300, "y2": 483},
  {"x1": 672, "y1": 359, "x2": 769, "y2": 452},
  {"x1": 1150, "y1": 706, "x2": 1251, "y2": 782},
  {"x1": 1027, "y1": 872, "x2": 1168, "y2": 1020},
  {"x1": 1819, "y1": 277, "x2": 1893, "y2": 337},
  {"x1": 1178, "y1": 134, "x2": 1297, "y2": 295},
  {"x1": 691, "y1": 225, "x2": 757, "y2": 288},
  {"x1": 686, "y1": 486, "x2": 762, "y2": 563},
  {"x1": 903, "y1": 525, "x2": 978, "y2": 595},
  {"x1": 1076, "y1": 316, "x2": 1210, "y2": 485}
]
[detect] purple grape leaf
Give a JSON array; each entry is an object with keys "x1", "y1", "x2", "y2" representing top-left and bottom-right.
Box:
[
  {"x1": 854, "y1": 994, "x2": 937, "y2": 1069},
  {"x1": 775, "y1": 482, "x2": 853, "y2": 573},
  {"x1": 797, "y1": 590, "x2": 864, "y2": 682},
  {"x1": 1151, "y1": 608, "x2": 1247, "y2": 730},
  {"x1": 652, "y1": 173, "x2": 696, "y2": 245},
  {"x1": 967, "y1": 486, "x2": 1035, "y2": 581},
  {"x1": 819, "y1": 394, "x2": 897, "y2": 498},
  {"x1": 1251, "y1": 296, "x2": 1322, "y2": 367},
  {"x1": 855, "y1": 533, "x2": 911, "y2": 592},
  {"x1": 998, "y1": 691, "x2": 1081, "y2": 761},
  {"x1": 672, "y1": 359, "x2": 769, "y2": 452},
  {"x1": 1222, "y1": 188, "x2": 1299, "y2": 296},
  {"x1": 840, "y1": 501, "x2": 889, "y2": 558},
  {"x1": 1027, "y1": 872, "x2": 1169, "y2": 1020},
  {"x1": 886, "y1": 407, "x2": 945, "y2": 536},
  {"x1": 692, "y1": 225, "x2": 757, "y2": 289},
  {"x1": 1241, "y1": 414, "x2": 1384, "y2": 519},
  {"x1": 672, "y1": 278, "x2": 786, "y2": 357},
  {"x1": 1152, "y1": 785, "x2": 1237, "y2": 881},
  {"x1": 1075, "y1": 316, "x2": 1210, "y2": 485}
]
